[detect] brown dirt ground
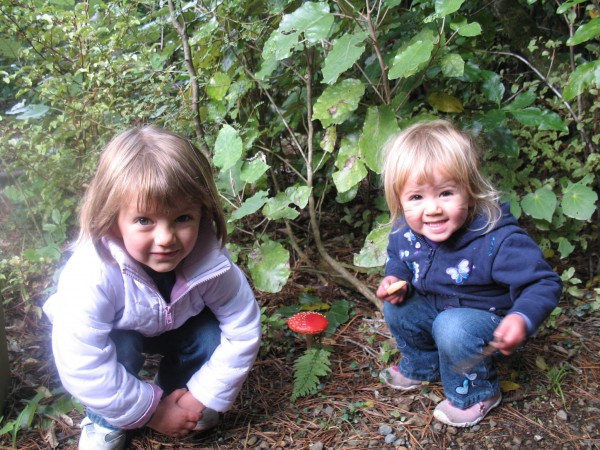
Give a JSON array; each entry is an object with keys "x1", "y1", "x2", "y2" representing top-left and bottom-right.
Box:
[{"x1": 0, "y1": 196, "x2": 599, "y2": 450}]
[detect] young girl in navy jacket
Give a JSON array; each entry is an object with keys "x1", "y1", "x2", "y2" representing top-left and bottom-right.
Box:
[{"x1": 376, "y1": 120, "x2": 562, "y2": 427}]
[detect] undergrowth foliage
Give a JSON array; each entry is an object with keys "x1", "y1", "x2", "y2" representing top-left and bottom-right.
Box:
[{"x1": 1, "y1": 0, "x2": 600, "y2": 442}]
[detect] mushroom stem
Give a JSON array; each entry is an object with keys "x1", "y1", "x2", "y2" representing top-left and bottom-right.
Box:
[{"x1": 305, "y1": 334, "x2": 315, "y2": 348}]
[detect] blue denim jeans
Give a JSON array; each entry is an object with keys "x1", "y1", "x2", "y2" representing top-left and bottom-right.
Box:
[
  {"x1": 88, "y1": 308, "x2": 221, "y2": 430},
  {"x1": 383, "y1": 293, "x2": 502, "y2": 408}
]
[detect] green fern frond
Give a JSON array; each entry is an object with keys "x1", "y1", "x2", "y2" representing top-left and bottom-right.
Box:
[{"x1": 291, "y1": 347, "x2": 332, "y2": 402}]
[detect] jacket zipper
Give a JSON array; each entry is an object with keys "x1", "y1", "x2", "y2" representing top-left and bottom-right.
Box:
[
  {"x1": 123, "y1": 259, "x2": 231, "y2": 328},
  {"x1": 165, "y1": 304, "x2": 173, "y2": 325}
]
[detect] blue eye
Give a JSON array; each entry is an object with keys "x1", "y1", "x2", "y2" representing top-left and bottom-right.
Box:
[{"x1": 136, "y1": 217, "x2": 151, "y2": 225}]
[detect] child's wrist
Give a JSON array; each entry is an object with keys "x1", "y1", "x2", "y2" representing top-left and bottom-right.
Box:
[{"x1": 177, "y1": 391, "x2": 204, "y2": 412}]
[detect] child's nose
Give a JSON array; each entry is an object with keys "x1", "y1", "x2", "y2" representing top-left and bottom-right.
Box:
[
  {"x1": 424, "y1": 199, "x2": 441, "y2": 214},
  {"x1": 154, "y1": 224, "x2": 176, "y2": 245}
]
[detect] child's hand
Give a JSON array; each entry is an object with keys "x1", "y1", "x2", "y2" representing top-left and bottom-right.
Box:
[
  {"x1": 491, "y1": 314, "x2": 527, "y2": 356},
  {"x1": 376, "y1": 276, "x2": 407, "y2": 305},
  {"x1": 176, "y1": 390, "x2": 205, "y2": 413},
  {"x1": 146, "y1": 388, "x2": 201, "y2": 437}
]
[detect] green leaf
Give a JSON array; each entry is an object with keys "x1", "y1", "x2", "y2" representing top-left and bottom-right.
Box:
[
  {"x1": 535, "y1": 356, "x2": 548, "y2": 371},
  {"x1": 428, "y1": 92, "x2": 464, "y2": 112},
  {"x1": 322, "y1": 31, "x2": 368, "y2": 85},
  {"x1": 563, "y1": 60, "x2": 600, "y2": 101},
  {"x1": 324, "y1": 299, "x2": 352, "y2": 334},
  {"x1": 291, "y1": 347, "x2": 332, "y2": 401},
  {"x1": 359, "y1": 106, "x2": 399, "y2": 173},
  {"x1": 567, "y1": 17, "x2": 600, "y2": 45},
  {"x1": 521, "y1": 188, "x2": 557, "y2": 222},
  {"x1": 556, "y1": 0, "x2": 587, "y2": 14},
  {"x1": 354, "y1": 223, "x2": 392, "y2": 268},
  {"x1": 561, "y1": 181, "x2": 597, "y2": 221},
  {"x1": 450, "y1": 18, "x2": 482, "y2": 37},
  {"x1": 280, "y1": 2, "x2": 334, "y2": 43},
  {"x1": 261, "y1": 29, "x2": 299, "y2": 61},
  {"x1": 441, "y1": 53, "x2": 465, "y2": 77},
  {"x1": 333, "y1": 136, "x2": 367, "y2": 193},
  {"x1": 481, "y1": 70, "x2": 505, "y2": 105},
  {"x1": 537, "y1": 109, "x2": 569, "y2": 132},
  {"x1": 485, "y1": 126, "x2": 519, "y2": 157},
  {"x1": 240, "y1": 155, "x2": 270, "y2": 183},
  {"x1": 0, "y1": 37, "x2": 21, "y2": 58},
  {"x1": 388, "y1": 29, "x2": 435, "y2": 80},
  {"x1": 206, "y1": 72, "x2": 231, "y2": 100},
  {"x1": 502, "y1": 91, "x2": 536, "y2": 110},
  {"x1": 263, "y1": 200, "x2": 300, "y2": 220},
  {"x1": 189, "y1": 17, "x2": 219, "y2": 45},
  {"x1": 557, "y1": 237, "x2": 575, "y2": 259},
  {"x1": 510, "y1": 108, "x2": 568, "y2": 132},
  {"x1": 320, "y1": 127, "x2": 337, "y2": 153},
  {"x1": 263, "y1": 185, "x2": 312, "y2": 220},
  {"x1": 435, "y1": 0, "x2": 465, "y2": 16},
  {"x1": 286, "y1": 185, "x2": 311, "y2": 208},
  {"x1": 8, "y1": 104, "x2": 50, "y2": 120},
  {"x1": 247, "y1": 239, "x2": 290, "y2": 293},
  {"x1": 230, "y1": 191, "x2": 269, "y2": 221},
  {"x1": 312, "y1": 79, "x2": 365, "y2": 127},
  {"x1": 214, "y1": 124, "x2": 243, "y2": 171},
  {"x1": 332, "y1": 158, "x2": 367, "y2": 193},
  {"x1": 255, "y1": 57, "x2": 279, "y2": 80}
]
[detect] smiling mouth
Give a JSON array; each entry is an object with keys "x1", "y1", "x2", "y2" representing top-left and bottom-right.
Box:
[
  {"x1": 152, "y1": 250, "x2": 180, "y2": 259},
  {"x1": 425, "y1": 220, "x2": 447, "y2": 229}
]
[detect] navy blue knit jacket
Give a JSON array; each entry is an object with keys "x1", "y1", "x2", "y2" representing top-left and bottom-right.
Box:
[{"x1": 385, "y1": 203, "x2": 562, "y2": 334}]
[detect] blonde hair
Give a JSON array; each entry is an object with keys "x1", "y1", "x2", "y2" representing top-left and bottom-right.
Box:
[
  {"x1": 382, "y1": 120, "x2": 501, "y2": 233},
  {"x1": 77, "y1": 125, "x2": 226, "y2": 249}
]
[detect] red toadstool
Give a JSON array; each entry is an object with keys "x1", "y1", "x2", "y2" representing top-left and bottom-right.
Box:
[{"x1": 287, "y1": 312, "x2": 329, "y2": 348}]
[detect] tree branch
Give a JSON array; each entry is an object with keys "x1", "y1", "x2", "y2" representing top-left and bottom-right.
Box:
[
  {"x1": 167, "y1": 0, "x2": 208, "y2": 155},
  {"x1": 303, "y1": 47, "x2": 383, "y2": 312}
]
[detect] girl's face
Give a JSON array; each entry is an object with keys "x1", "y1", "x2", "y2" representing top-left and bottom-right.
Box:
[
  {"x1": 114, "y1": 198, "x2": 201, "y2": 272},
  {"x1": 400, "y1": 168, "x2": 473, "y2": 243}
]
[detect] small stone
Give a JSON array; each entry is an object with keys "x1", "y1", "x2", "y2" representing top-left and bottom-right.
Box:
[
  {"x1": 309, "y1": 442, "x2": 323, "y2": 450},
  {"x1": 534, "y1": 435, "x2": 543, "y2": 442},
  {"x1": 447, "y1": 426, "x2": 458, "y2": 435},
  {"x1": 384, "y1": 433, "x2": 397, "y2": 444},
  {"x1": 489, "y1": 420, "x2": 497, "y2": 428},
  {"x1": 246, "y1": 436, "x2": 258, "y2": 446},
  {"x1": 379, "y1": 424, "x2": 393, "y2": 436},
  {"x1": 432, "y1": 422, "x2": 444, "y2": 432},
  {"x1": 512, "y1": 436, "x2": 522, "y2": 445},
  {"x1": 556, "y1": 409, "x2": 568, "y2": 421}
]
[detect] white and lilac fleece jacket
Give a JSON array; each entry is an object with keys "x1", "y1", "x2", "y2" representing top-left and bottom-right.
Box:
[{"x1": 43, "y1": 220, "x2": 261, "y2": 429}]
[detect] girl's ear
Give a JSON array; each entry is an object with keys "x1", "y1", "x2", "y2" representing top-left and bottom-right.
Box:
[{"x1": 110, "y1": 221, "x2": 122, "y2": 238}]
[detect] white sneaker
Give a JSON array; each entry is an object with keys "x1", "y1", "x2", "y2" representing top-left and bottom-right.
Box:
[
  {"x1": 194, "y1": 407, "x2": 219, "y2": 431},
  {"x1": 79, "y1": 416, "x2": 126, "y2": 450}
]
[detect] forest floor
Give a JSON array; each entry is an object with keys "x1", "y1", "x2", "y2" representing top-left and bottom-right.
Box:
[{"x1": 0, "y1": 194, "x2": 599, "y2": 450}]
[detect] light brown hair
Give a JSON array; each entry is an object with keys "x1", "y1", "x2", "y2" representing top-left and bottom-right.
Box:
[
  {"x1": 382, "y1": 119, "x2": 501, "y2": 232},
  {"x1": 77, "y1": 125, "x2": 226, "y2": 249}
]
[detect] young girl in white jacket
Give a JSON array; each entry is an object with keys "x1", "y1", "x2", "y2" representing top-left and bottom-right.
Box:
[{"x1": 43, "y1": 126, "x2": 262, "y2": 449}]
